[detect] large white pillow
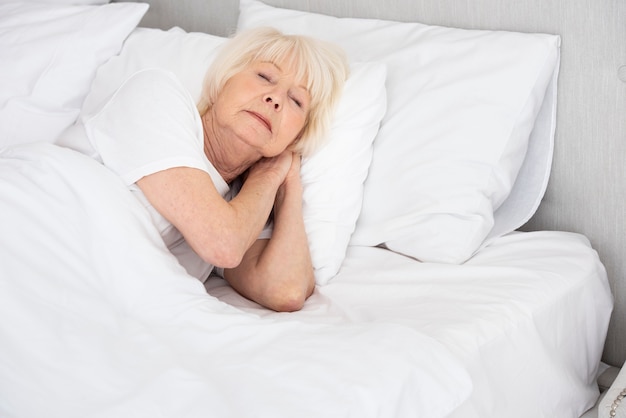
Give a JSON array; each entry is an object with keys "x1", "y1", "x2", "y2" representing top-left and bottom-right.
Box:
[
  {"x1": 0, "y1": 2, "x2": 147, "y2": 148},
  {"x1": 79, "y1": 28, "x2": 225, "y2": 116},
  {"x1": 238, "y1": 0, "x2": 561, "y2": 264},
  {"x1": 74, "y1": 27, "x2": 387, "y2": 285}
]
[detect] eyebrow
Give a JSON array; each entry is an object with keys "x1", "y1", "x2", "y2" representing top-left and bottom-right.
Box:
[{"x1": 264, "y1": 61, "x2": 282, "y2": 71}]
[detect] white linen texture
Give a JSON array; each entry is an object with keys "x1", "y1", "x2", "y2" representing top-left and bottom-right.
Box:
[
  {"x1": 238, "y1": 0, "x2": 561, "y2": 264},
  {"x1": 207, "y1": 230, "x2": 612, "y2": 418},
  {"x1": 0, "y1": 2, "x2": 147, "y2": 148},
  {"x1": 0, "y1": 142, "x2": 472, "y2": 418},
  {"x1": 75, "y1": 26, "x2": 387, "y2": 285}
]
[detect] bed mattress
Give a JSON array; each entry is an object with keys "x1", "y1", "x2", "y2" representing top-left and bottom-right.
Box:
[{"x1": 206, "y1": 230, "x2": 613, "y2": 418}]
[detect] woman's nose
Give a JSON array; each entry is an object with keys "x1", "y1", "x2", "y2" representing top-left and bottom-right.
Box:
[{"x1": 264, "y1": 95, "x2": 281, "y2": 110}]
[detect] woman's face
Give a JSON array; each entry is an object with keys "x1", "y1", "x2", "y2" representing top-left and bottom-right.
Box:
[{"x1": 210, "y1": 58, "x2": 311, "y2": 159}]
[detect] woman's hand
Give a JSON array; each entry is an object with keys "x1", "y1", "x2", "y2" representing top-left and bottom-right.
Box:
[
  {"x1": 275, "y1": 153, "x2": 303, "y2": 214},
  {"x1": 246, "y1": 151, "x2": 294, "y2": 189}
]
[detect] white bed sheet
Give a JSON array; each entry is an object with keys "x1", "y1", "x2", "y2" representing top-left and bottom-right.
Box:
[
  {"x1": 206, "y1": 231, "x2": 613, "y2": 418},
  {"x1": 0, "y1": 142, "x2": 471, "y2": 418}
]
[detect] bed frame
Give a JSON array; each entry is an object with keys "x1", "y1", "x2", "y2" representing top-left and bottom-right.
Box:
[{"x1": 116, "y1": 0, "x2": 626, "y2": 368}]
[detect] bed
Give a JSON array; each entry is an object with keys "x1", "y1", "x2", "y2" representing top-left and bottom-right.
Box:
[{"x1": 0, "y1": 0, "x2": 621, "y2": 417}]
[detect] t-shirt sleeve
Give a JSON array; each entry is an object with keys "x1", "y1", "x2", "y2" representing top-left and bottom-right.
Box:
[{"x1": 83, "y1": 68, "x2": 208, "y2": 186}]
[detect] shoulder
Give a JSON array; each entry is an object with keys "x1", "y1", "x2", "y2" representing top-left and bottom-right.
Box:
[{"x1": 82, "y1": 67, "x2": 208, "y2": 186}]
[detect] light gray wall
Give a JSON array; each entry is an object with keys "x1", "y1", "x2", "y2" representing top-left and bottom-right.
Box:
[{"x1": 118, "y1": 0, "x2": 626, "y2": 367}]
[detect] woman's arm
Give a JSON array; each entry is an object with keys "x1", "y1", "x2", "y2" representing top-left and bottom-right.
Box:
[
  {"x1": 224, "y1": 155, "x2": 315, "y2": 312},
  {"x1": 136, "y1": 151, "x2": 293, "y2": 269}
]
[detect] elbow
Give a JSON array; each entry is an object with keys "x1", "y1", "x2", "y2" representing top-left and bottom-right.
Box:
[
  {"x1": 220, "y1": 248, "x2": 316, "y2": 312},
  {"x1": 197, "y1": 242, "x2": 245, "y2": 269},
  {"x1": 216, "y1": 252, "x2": 244, "y2": 269},
  {"x1": 264, "y1": 275, "x2": 314, "y2": 313},
  {"x1": 267, "y1": 288, "x2": 308, "y2": 312}
]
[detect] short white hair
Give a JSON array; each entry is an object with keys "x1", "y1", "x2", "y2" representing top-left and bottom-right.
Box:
[{"x1": 197, "y1": 27, "x2": 349, "y2": 157}]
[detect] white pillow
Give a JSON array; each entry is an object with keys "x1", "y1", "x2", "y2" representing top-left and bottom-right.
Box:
[
  {"x1": 80, "y1": 28, "x2": 225, "y2": 116},
  {"x1": 0, "y1": 2, "x2": 147, "y2": 148},
  {"x1": 76, "y1": 27, "x2": 387, "y2": 285},
  {"x1": 301, "y1": 61, "x2": 386, "y2": 284},
  {"x1": 238, "y1": 0, "x2": 561, "y2": 264}
]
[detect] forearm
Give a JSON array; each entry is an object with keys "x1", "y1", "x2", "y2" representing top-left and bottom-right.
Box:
[
  {"x1": 268, "y1": 179, "x2": 314, "y2": 287},
  {"x1": 220, "y1": 151, "x2": 295, "y2": 260},
  {"x1": 223, "y1": 171, "x2": 284, "y2": 258},
  {"x1": 253, "y1": 178, "x2": 315, "y2": 297},
  {"x1": 136, "y1": 155, "x2": 289, "y2": 268},
  {"x1": 224, "y1": 158, "x2": 314, "y2": 311}
]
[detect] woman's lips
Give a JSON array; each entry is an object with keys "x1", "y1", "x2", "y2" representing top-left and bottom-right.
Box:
[{"x1": 246, "y1": 111, "x2": 272, "y2": 132}]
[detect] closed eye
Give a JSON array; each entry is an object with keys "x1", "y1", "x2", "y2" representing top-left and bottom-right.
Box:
[
  {"x1": 258, "y1": 72, "x2": 271, "y2": 82},
  {"x1": 290, "y1": 95, "x2": 303, "y2": 108}
]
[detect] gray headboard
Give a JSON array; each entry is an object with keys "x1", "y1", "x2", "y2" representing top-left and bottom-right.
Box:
[{"x1": 117, "y1": 0, "x2": 626, "y2": 367}]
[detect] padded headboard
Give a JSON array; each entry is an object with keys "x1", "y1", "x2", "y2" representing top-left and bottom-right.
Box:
[{"x1": 116, "y1": 0, "x2": 626, "y2": 367}]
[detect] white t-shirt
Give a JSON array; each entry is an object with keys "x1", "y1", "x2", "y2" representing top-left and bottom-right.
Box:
[{"x1": 77, "y1": 68, "x2": 268, "y2": 281}]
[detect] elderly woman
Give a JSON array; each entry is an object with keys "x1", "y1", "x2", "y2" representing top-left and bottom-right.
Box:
[{"x1": 76, "y1": 27, "x2": 348, "y2": 312}]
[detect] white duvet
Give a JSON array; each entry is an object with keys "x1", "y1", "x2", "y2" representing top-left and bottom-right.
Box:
[
  {"x1": 208, "y1": 215, "x2": 613, "y2": 417},
  {"x1": 0, "y1": 143, "x2": 472, "y2": 418}
]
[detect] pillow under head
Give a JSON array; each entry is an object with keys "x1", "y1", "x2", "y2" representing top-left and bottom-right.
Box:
[{"x1": 238, "y1": 0, "x2": 560, "y2": 264}]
